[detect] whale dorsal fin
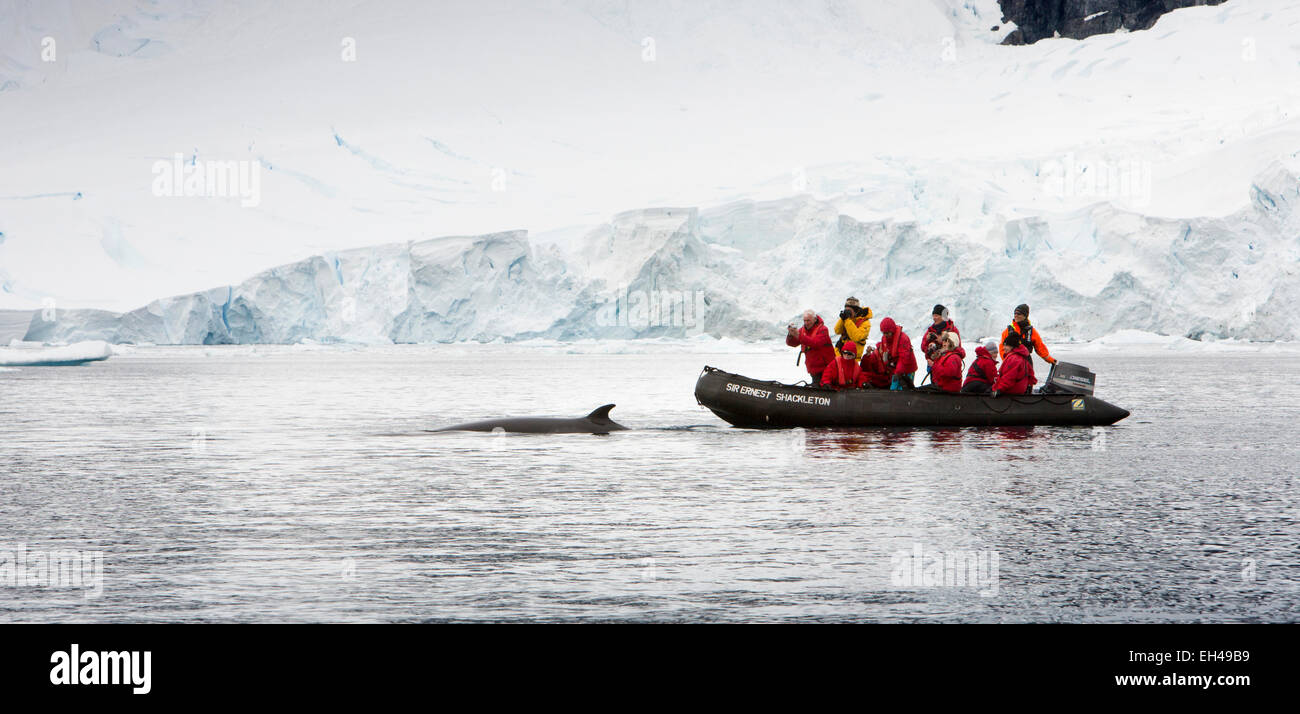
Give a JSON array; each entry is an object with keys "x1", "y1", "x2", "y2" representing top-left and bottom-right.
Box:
[{"x1": 586, "y1": 404, "x2": 616, "y2": 422}]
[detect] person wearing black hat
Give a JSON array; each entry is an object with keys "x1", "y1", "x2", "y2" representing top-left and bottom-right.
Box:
[
  {"x1": 921, "y1": 304, "x2": 960, "y2": 372},
  {"x1": 999, "y1": 303, "x2": 1057, "y2": 366},
  {"x1": 993, "y1": 330, "x2": 1036, "y2": 395}
]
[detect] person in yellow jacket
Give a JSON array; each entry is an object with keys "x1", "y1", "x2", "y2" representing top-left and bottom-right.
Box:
[
  {"x1": 833, "y1": 296, "x2": 872, "y2": 359},
  {"x1": 1000, "y1": 303, "x2": 1057, "y2": 366}
]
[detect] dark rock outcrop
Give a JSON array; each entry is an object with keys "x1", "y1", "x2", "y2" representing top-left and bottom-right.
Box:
[{"x1": 1000, "y1": 0, "x2": 1228, "y2": 45}]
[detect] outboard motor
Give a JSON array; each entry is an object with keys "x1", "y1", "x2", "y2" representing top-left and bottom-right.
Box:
[{"x1": 1042, "y1": 361, "x2": 1096, "y2": 395}]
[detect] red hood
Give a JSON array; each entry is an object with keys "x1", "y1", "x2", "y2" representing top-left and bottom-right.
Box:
[
  {"x1": 975, "y1": 345, "x2": 995, "y2": 360},
  {"x1": 880, "y1": 317, "x2": 896, "y2": 334},
  {"x1": 841, "y1": 341, "x2": 858, "y2": 354}
]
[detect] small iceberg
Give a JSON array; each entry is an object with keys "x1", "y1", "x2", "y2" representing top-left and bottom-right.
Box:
[{"x1": 0, "y1": 340, "x2": 113, "y2": 366}]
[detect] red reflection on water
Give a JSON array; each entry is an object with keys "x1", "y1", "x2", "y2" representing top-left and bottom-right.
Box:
[
  {"x1": 993, "y1": 426, "x2": 1037, "y2": 442},
  {"x1": 928, "y1": 428, "x2": 964, "y2": 448},
  {"x1": 790, "y1": 425, "x2": 1055, "y2": 458}
]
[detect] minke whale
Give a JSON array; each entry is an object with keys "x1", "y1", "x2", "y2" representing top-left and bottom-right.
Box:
[{"x1": 428, "y1": 404, "x2": 627, "y2": 434}]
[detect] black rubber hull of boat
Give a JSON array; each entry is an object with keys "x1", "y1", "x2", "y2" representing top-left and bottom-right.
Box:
[{"x1": 694, "y1": 366, "x2": 1130, "y2": 428}]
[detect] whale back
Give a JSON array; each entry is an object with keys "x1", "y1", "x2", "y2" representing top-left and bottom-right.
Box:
[{"x1": 430, "y1": 405, "x2": 626, "y2": 433}]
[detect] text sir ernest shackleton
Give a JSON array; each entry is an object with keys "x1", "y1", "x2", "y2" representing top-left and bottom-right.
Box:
[{"x1": 725, "y1": 382, "x2": 831, "y2": 406}]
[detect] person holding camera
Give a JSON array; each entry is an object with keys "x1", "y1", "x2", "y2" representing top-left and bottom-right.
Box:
[
  {"x1": 922, "y1": 332, "x2": 965, "y2": 393},
  {"x1": 832, "y1": 297, "x2": 872, "y2": 360},
  {"x1": 922, "y1": 304, "x2": 960, "y2": 371},
  {"x1": 786, "y1": 309, "x2": 835, "y2": 386},
  {"x1": 859, "y1": 345, "x2": 893, "y2": 389}
]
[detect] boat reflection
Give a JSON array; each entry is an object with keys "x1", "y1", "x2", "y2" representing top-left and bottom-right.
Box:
[{"x1": 783, "y1": 424, "x2": 1079, "y2": 458}]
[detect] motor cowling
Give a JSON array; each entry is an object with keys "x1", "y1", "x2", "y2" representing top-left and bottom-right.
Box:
[{"x1": 1042, "y1": 361, "x2": 1096, "y2": 395}]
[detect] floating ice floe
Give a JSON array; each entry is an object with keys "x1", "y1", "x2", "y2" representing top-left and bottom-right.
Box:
[
  {"x1": 1071, "y1": 330, "x2": 1300, "y2": 353},
  {"x1": 0, "y1": 340, "x2": 113, "y2": 366}
]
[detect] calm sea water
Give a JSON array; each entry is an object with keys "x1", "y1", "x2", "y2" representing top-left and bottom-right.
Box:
[{"x1": 1, "y1": 344, "x2": 1297, "y2": 622}]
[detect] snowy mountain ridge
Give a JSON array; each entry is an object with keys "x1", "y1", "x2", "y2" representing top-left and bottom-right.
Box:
[{"x1": 26, "y1": 157, "x2": 1300, "y2": 344}]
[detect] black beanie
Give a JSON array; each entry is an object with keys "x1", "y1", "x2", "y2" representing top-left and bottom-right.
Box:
[
  {"x1": 1014, "y1": 303, "x2": 1029, "y2": 317},
  {"x1": 932, "y1": 304, "x2": 946, "y2": 316},
  {"x1": 1003, "y1": 331, "x2": 1021, "y2": 348}
]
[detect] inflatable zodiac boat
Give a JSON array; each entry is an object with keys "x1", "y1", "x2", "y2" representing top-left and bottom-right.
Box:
[{"x1": 694, "y1": 364, "x2": 1130, "y2": 428}]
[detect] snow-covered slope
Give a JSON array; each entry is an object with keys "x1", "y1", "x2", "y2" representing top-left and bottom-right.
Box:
[
  {"x1": 0, "y1": 310, "x2": 34, "y2": 343},
  {"x1": 27, "y1": 157, "x2": 1300, "y2": 344},
  {"x1": 4, "y1": 0, "x2": 1299, "y2": 342},
  {"x1": 26, "y1": 231, "x2": 582, "y2": 344}
]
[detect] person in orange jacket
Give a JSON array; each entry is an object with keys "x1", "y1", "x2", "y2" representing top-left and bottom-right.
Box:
[{"x1": 1000, "y1": 304, "x2": 1057, "y2": 367}]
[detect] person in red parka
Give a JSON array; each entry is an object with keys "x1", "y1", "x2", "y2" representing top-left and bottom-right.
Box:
[
  {"x1": 922, "y1": 304, "x2": 961, "y2": 369},
  {"x1": 962, "y1": 339, "x2": 999, "y2": 393},
  {"x1": 821, "y1": 342, "x2": 869, "y2": 390},
  {"x1": 786, "y1": 309, "x2": 835, "y2": 386},
  {"x1": 859, "y1": 345, "x2": 893, "y2": 389},
  {"x1": 928, "y1": 332, "x2": 966, "y2": 393},
  {"x1": 876, "y1": 317, "x2": 918, "y2": 390},
  {"x1": 993, "y1": 332, "x2": 1037, "y2": 396}
]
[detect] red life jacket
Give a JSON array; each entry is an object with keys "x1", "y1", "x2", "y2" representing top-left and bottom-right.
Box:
[
  {"x1": 860, "y1": 350, "x2": 893, "y2": 388},
  {"x1": 877, "y1": 318, "x2": 918, "y2": 376},
  {"x1": 964, "y1": 345, "x2": 998, "y2": 388},
  {"x1": 822, "y1": 354, "x2": 865, "y2": 389}
]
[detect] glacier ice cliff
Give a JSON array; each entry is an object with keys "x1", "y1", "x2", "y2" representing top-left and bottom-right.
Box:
[{"x1": 25, "y1": 162, "x2": 1300, "y2": 345}]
